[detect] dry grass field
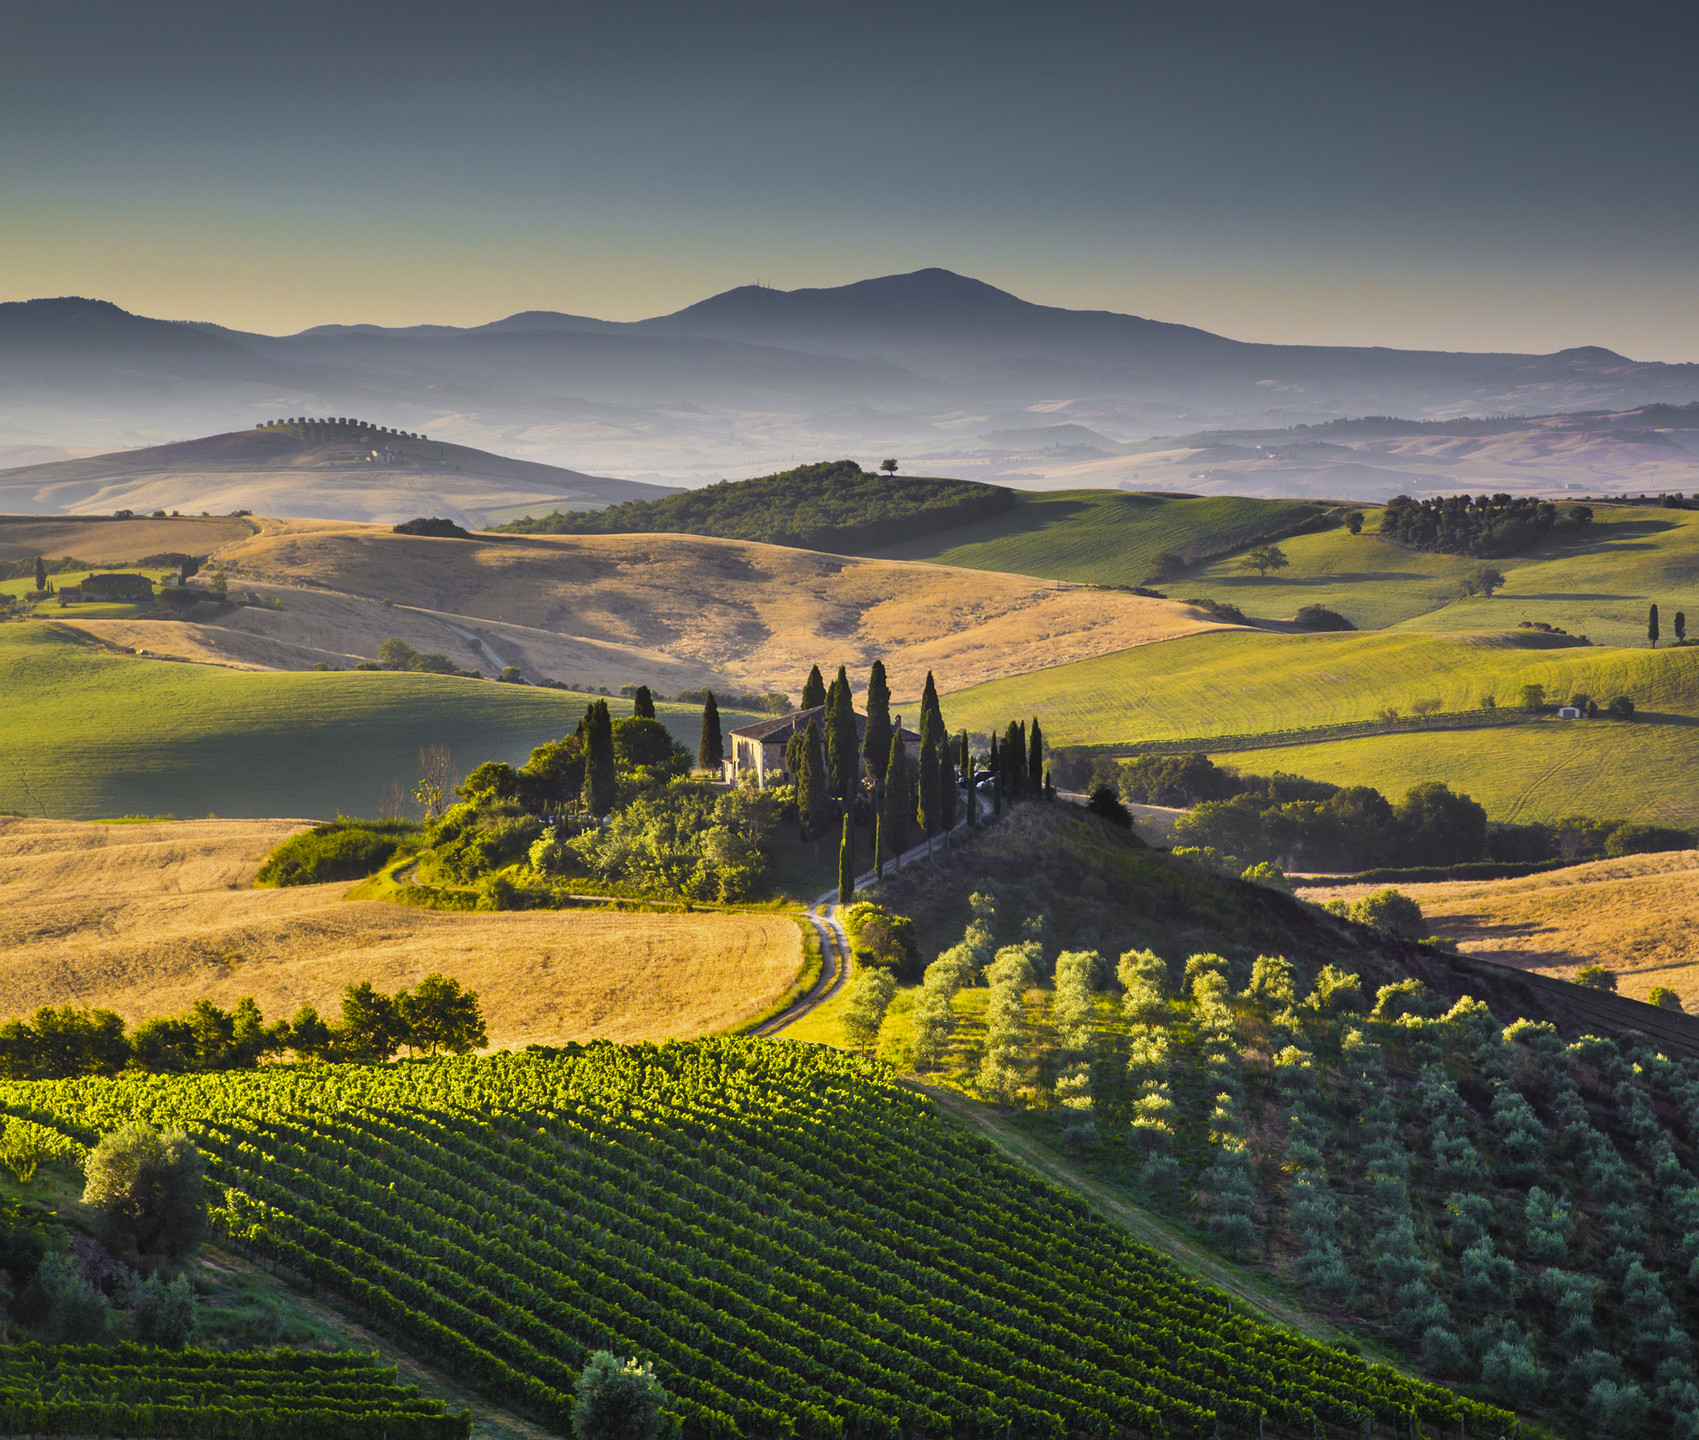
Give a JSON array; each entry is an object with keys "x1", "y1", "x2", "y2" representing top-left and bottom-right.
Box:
[
  {"x1": 0, "y1": 513, "x2": 256, "y2": 564},
  {"x1": 1298, "y1": 850, "x2": 1699, "y2": 1008},
  {"x1": 0, "y1": 817, "x2": 802, "y2": 1048},
  {"x1": 53, "y1": 516, "x2": 1224, "y2": 698}
]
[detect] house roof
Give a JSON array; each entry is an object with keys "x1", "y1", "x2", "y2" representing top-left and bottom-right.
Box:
[{"x1": 729, "y1": 705, "x2": 919, "y2": 745}]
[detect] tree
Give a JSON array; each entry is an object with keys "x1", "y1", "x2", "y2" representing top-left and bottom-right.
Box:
[
  {"x1": 1027, "y1": 717, "x2": 1044, "y2": 792},
  {"x1": 1459, "y1": 566, "x2": 1506, "y2": 598},
  {"x1": 1519, "y1": 683, "x2": 1546, "y2": 711},
  {"x1": 1240, "y1": 544, "x2": 1289, "y2": 577},
  {"x1": 631, "y1": 685, "x2": 655, "y2": 719},
  {"x1": 879, "y1": 458, "x2": 898, "y2": 476},
  {"x1": 916, "y1": 712, "x2": 942, "y2": 838},
  {"x1": 1343, "y1": 510, "x2": 1365, "y2": 535},
  {"x1": 800, "y1": 664, "x2": 826, "y2": 710},
  {"x1": 1649, "y1": 986, "x2": 1684, "y2": 1011},
  {"x1": 882, "y1": 732, "x2": 909, "y2": 856},
  {"x1": 794, "y1": 719, "x2": 829, "y2": 842},
  {"x1": 826, "y1": 665, "x2": 859, "y2": 800},
  {"x1": 1395, "y1": 782, "x2": 1487, "y2": 865},
  {"x1": 698, "y1": 692, "x2": 724, "y2": 772},
  {"x1": 1576, "y1": 965, "x2": 1618, "y2": 992},
  {"x1": 838, "y1": 814, "x2": 855, "y2": 903},
  {"x1": 339, "y1": 981, "x2": 406, "y2": 1061},
  {"x1": 612, "y1": 716, "x2": 685, "y2": 771},
  {"x1": 414, "y1": 745, "x2": 453, "y2": 820},
  {"x1": 989, "y1": 734, "x2": 1002, "y2": 815},
  {"x1": 841, "y1": 968, "x2": 896, "y2": 1054},
  {"x1": 127, "y1": 1271, "x2": 198, "y2": 1348},
  {"x1": 82, "y1": 1125, "x2": 206, "y2": 1256},
  {"x1": 1347, "y1": 888, "x2": 1427, "y2": 941},
  {"x1": 1650, "y1": 603, "x2": 1661, "y2": 647},
  {"x1": 1088, "y1": 785, "x2": 1132, "y2": 828},
  {"x1": 873, "y1": 814, "x2": 885, "y2": 879},
  {"x1": 583, "y1": 700, "x2": 616, "y2": 815},
  {"x1": 862, "y1": 660, "x2": 892, "y2": 778},
  {"x1": 939, "y1": 736, "x2": 957, "y2": 829},
  {"x1": 33, "y1": 555, "x2": 45, "y2": 592},
  {"x1": 919, "y1": 670, "x2": 944, "y2": 743},
  {"x1": 572, "y1": 1352, "x2": 668, "y2": 1440},
  {"x1": 378, "y1": 637, "x2": 417, "y2": 670},
  {"x1": 398, "y1": 974, "x2": 486, "y2": 1054},
  {"x1": 207, "y1": 565, "x2": 228, "y2": 599},
  {"x1": 1678, "y1": 611, "x2": 1688, "y2": 644},
  {"x1": 1607, "y1": 695, "x2": 1636, "y2": 718},
  {"x1": 1004, "y1": 721, "x2": 1026, "y2": 797}
]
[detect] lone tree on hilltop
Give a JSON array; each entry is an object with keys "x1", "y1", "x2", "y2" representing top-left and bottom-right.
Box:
[
  {"x1": 572, "y1": 1353, "x2": 668, "y2": 1440},
  {"x1": 697, "y1": 691, "x2": 724, "y2": 771},
  {"x1": 1650, "y1": 603, "x2": 1661, "y2": 648},
  {"x1": 880, "y1": 458, "x2": 899, "y2": 476},
  {"x1": 1240, "y1": 544, "x2": 1290, "y2": 578},
  {"x1": 801, "y1": 664, "x2": 827, "y2": 710},
  {"x1": 83, "y1": 1125, "x2": 206, "y2": 1257}
]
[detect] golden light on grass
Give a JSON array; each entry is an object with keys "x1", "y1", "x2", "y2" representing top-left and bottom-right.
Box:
[{"x1": 0, "y1": 817, "x2": 802, "y2": 1048}]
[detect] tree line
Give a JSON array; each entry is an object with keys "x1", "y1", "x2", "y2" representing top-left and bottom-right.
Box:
[
  {"x1": 0, "y1": 977, "x2": 485, "y2": 1080},
  {"x1": 1378, "y1": 493, "x2": 1591, "y2": 557}
]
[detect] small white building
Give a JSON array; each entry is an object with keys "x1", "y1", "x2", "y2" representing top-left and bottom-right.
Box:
[
  {"x1": 1558, "y1": 706, "x2": 1582, "y2": 719},
  {"x1": 723, "y1": 706, "x2": 920, "y2": 788}
]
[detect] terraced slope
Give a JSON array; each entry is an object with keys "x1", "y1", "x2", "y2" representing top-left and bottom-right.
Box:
[{"x1": 0, "y1": 1041, "x2": 1509, "y2": 1439}]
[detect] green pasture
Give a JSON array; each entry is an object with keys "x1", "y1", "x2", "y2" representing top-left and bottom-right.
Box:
[
  {"x1": 1212, "y1": 720, "x2": 1699, "y2": 826},
  {"x1": 943, "y1": 628, "x2": 1699, "y2": 746},
  {"x1": 1146, "y1": 504, "x2": 1699, "y2": 643},
  {"x1": 0, "y1": 624, "x2": 746, "y2": 820},
  {"x1": 867, "y1": 490, "x2": 1327, "y2": 586}
]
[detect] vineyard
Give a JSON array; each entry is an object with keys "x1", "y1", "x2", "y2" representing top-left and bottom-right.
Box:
[
  {"x1": 0, "y1": 1040, "x2": 1510, "y2": 1439},
  {"x1": 0, "y1": 1343, "x2": 470, "y2": 1438}
]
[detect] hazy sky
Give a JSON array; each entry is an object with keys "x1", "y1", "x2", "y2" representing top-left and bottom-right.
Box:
[{"x1": 4, "y1": 1, "x2": 1696, "y2": 357}]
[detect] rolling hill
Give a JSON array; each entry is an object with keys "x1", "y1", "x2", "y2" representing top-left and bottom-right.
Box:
[{"x1": 0, "y1": 420, "x2": 677, "y2": 526}]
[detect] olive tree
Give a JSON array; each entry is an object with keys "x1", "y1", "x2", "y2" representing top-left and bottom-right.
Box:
[
  {"x1": 82, "y1": 1125, "x2": 206, "y2": 1257},
  {"x1": 572, "y1": 1352, "x2": 668, "y2": 1440}
]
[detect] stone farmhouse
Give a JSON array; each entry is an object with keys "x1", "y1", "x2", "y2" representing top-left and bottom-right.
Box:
[
  {"x1": 724, "y1": 705, "x2": 921, "y2": 788},
  {"x1": 57, "y1": 573, "x2": 154, "y2": 604}
]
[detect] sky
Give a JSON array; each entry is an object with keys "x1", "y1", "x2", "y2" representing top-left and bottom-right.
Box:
[{"x1": 3, "y1": 0, "x2": 1697, "y2": 358}]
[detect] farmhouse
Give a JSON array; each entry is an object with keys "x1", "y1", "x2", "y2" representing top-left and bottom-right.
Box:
[
  {"x1": 59, "y1": 573, "x2": 153, "y2": 603},
  {"x1": 724, "y1": 706, "x2": 920, "y2": 787}
]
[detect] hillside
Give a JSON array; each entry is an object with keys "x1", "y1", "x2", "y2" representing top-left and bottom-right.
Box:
[
  {"x1": 495, "y1": 459, "x2": 1017, "y2": 552},
  {"x1": 866, "y1": 489, "x2": 1336, "y2": 585},
  {"x1": 0, "y1": 1041, "x2": 1512, "y2": 1439},
  {"x1": 0, "y1": 624, "x2": 748, "y2": 819},
  {"x1": 0, "y1": 420, "x2": 676, "y2": 527},
  {"x1": 38, "y1": 517, "x2": 1222, "y2": 699},
  {"x1": 0, "y1": 817, "x2": 801, "y2": 1046}
]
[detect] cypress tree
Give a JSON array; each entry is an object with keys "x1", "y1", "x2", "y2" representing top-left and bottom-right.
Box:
[
  {"x1": 917, "y1": 710, "x2": 942, "y2": 837},
  {"x1": 1017, "y1": 721, "x2": 1028, "y2": 795},
  {"x1": 1028, "y1": 717, "x2": 1044, "y2": 795},
  {"x1": 1678, "y1": 611, "x2": 1688, "y2": 644},
  {"x1": 801, "y1": 665, "x2": 827, "y2": 710},
  {"x1": 33, "y1": 555, "x2": 46, "y2": 592},
  {"x1": 584, "y1": 700, "x2": 616, "y2": 816},
  {"x1": 940, "y1": 734, "x2": 957, "y2": 830},
  {"x1": 838, "y1": 814, "x2": 855, "y2": 903},
  {"x1": 1650, "y1": 603, "x2": 1661, "y2": 648},
  {"x1": 958, "y1": 729, "x2": 969, "y2": 773},
  {"x1": 1004, "y1": 721, "x2": 1025, "y2": 798},
  {"x1": 862, "y1": 659, "x2": 893, "y2": 777},
  {"x1": 632, "y1": 685, "x2": 656, "y2": 719},
  {"x1": 963, "y1": 731, "x2": 977, "y2": 828},
  {"x1": 990, "y1": 734, "x2": 1002, "y2": 816},
  {"x1": 827, "y1": 665, "x2": 859, "y2": 800},
  {"x1": 882, "y1": 730, "x2": 909, "y2": 856},
  {"x1": 698, "y1": 692, "x2": 724, "y2": 773},
  {"x1": 920, "y1": 670, "x2": 944, "y2": 740},
  {"x1": 874, "y1": 813, "x2": 886, "y2": 878},
  {"x1": 795, "y1": 719, "x2": 829, "y2": 843}
]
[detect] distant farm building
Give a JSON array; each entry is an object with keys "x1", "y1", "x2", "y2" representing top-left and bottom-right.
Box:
[
  {"x1": 1558, "y1": 705, "x2": 1582, "y2": 719},
  {"x1": 60, "y1": 573, "x2": 153, "y2": 604},
  {"x1": 725, "y1": 706, "x2": 920, "y2": 787}
]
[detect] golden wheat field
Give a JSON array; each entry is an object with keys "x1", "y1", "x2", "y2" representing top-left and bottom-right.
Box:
[
  {"x1": 0, "y1": 817, "x2": 802, "y2": 1047},
  {"x1": 1298, "y1": 850, "x2": 1699, "y2": 1008},
  {"x1": 54, "y1": 516, "x2": 1224, "y2": 696}
]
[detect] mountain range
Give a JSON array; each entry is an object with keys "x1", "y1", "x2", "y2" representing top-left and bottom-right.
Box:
[{"x1": 3, "y1": 270, "x2": 1697, "y2": 485}]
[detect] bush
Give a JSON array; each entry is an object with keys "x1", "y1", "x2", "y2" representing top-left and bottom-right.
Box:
[
  {"x1": 1348, "y1": 889, "x2": 1426, "y2": 941},
  {"x1": 256, "y1": 825, "x2": 403, "y2": 886},
  {"x1": 125, "y1": 1271, "x2": 198, "y2": 1347},
  {"x1": 393, "y1": 517, "x2": 472, "y2": 538},
  {"x1": 1240, "y1": 861, "x2": 1292, "y2": 894},
  {"x1": 1649, "y1": 986, "x2": 1684, "y2": 1012},
  {"x1": 1575, "y1": 965, "x2": 1618, "y2": 991},
  {"x1": 1608, "y1": 695, "x2": 1636, "y2": 718},
  {"x1": 1605, "y1": 822, "x2": 1695, "y2": 857},
  {"x1": 26, "y1": 1253, "x2": 109, "y2": 1341},
  {"x1": 1292, "y1": 604, "x2": 1355, "y2": 631},
  {"x1": 841, "y1": 903, "x2": 923, "y2": 982},
  {"x1": 82, "y1": 1126, "x2": 207, "y2": 1257},
  {"x1": 572, "y1": 1351, "x2": 668, "y2": 1440},
  {"x1": 1086, "y1": 785, "x2": 1132, "y2": 828}
]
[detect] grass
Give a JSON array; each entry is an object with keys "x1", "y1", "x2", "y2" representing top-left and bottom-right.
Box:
[
  {"x1": 868, "y1": 489, "x2": 1328, "y2": 586},
  {"x1": 1213, "y1": 722, "x2": 1699, "y2": 825},
  {"x1": 943, "y1": 626, "x2": 1699, "y2": 746},
  {"x1": 0, "y1": 623, "x2": 750, "y2": 820},
  {"x1": 0, "y1": 815, "x2": 804, "y2": 1047},
  {"x1": 1296, "y1": 849, "x2": 1699, "y2": 1011}
]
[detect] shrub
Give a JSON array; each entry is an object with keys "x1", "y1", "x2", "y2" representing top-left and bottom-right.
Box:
[
  {"x1": 1576, "y1": 965, "x2": 1618, "y2": 992},
  {"x1": 255, "y1": 824, "x2": 402, "y2": 886},
  {"x1": 1293, "y1": 604, "x2": 1355, "y2": 631},
  {"x1": 1240, "y1": 861, "x2": 1293, "y2": 894},
  {"x1": 1607, "y1": 695, "x2": 1636, "y2": 718},
  {"x1": 841, "y1": 903, "x2": 923, "y2": 981},
  {"x1": 83, "y1": 1126, "x2": 207, "y2": 1257},
  {"x1": 1649, "y1": 986, "x2": 1685, "y2": 1012},
  {"x1": 27, "y1": 1253, "x2": 109, "y2": 1341},
  {"x1": 125, "y1": 1271, "x2": 198, "y2": 1347},
  {"x1": 1348, "y1": 888, "x2": 1426, "y2": 941},
  {"x1": 572, "y1": 1351, "x2": 668, "y2": 1440},
  {"x1": 393, "y1": 517, "x2": 471, "y2": 538},
  {"x1": 1086, "y1": 785, "x2": 1132, "y2": 828},
  {"x1": 1605, "y1": 822, "x2": 1695, "y2": 857},
  {"x1": 840, "y1": 969, "x2": 897, "y2": 1055}
]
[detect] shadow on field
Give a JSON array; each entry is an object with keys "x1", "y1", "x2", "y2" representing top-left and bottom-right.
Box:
[{"x1": 1431, "y1": 912, "x2": 1580, "y2": 969}]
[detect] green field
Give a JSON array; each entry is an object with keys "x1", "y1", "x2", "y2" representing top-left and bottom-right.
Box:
[
  {"x1": 944, "y1": 627, "x2": 1699, "y2": 745},
  {"x1": 1213, "y1": 722, "x2": 1699, "y2": 824},
  {"x1": 0, "y1": 624, "x2": 745, "y2": 820},
  {"x1": 868, "y1": 490, "x2": 1329, "y2": 585},
  {"x1": 0, "y1": 1042, "x2": 1507, "y2": 1439}
]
